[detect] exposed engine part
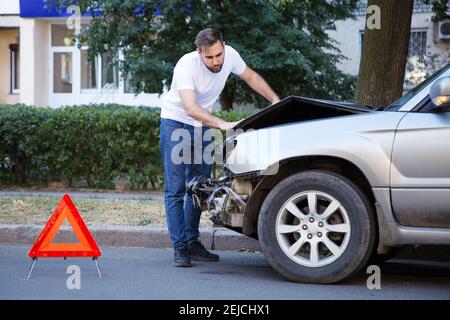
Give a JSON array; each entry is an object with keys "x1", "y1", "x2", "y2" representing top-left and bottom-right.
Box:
[
  {"x1": 231, "y1": 179, "x2": 253, "y2": 197},
  {"x1": 224, "y1": 166, "x2": 260, "y2": 179},
  {"x1": 187, "y1": 175, "x2": 250, "y2": 228}
]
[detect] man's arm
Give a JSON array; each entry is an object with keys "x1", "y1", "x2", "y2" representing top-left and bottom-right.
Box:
[
  {"x1": 239, "y1": 67, "x2": 280, "y2": 104},
  {"x1": 179, "y1": 89, "x2": 238, "y2": 130}
]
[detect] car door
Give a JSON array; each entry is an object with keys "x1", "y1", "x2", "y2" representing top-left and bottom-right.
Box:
[{"x1": 391, "y1": 100, "x2": 450, "y2": 227}]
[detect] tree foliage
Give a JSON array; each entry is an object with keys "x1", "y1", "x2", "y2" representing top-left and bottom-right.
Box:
[
  {"x1": 55, "y1": 0, "x2": 359, "y2": 109},
  {"x1": 0, "y1": 103, "x2": 250, "y2": 189},
  {"x1": 422, "y1": 0, "x2": 450, "y2": 21}
]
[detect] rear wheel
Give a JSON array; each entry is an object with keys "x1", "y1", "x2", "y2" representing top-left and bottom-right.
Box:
[{"x1": 258, "y1": 170, "x2": 376, "y2": 284}]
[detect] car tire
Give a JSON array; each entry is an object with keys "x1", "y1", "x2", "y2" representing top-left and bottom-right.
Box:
[{"x1": 258, "y1": 170, "x2": 376, "y2": 284}]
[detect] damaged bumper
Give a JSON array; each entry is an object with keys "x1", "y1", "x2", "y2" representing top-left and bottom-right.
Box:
[
  {"x1": 188, "y1": 95, "x2": 371, "y2": 230},
  {"x1": 187, "y1": 175, "x2": 254, "y2": 228}
]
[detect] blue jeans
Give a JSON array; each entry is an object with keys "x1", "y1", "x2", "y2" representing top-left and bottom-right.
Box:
[{"x1": 159, "y1": 118, "x2": 213, "y2": 249}]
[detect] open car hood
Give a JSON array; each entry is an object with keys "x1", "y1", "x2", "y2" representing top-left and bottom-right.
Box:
[{"x1": 235, "y1": 96, "x2": 373, "y2": 131}]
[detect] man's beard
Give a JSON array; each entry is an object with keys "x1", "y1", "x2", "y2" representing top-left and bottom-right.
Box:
[{"x1": 206, "y1": 64, "x2": 223, "y2": 73}]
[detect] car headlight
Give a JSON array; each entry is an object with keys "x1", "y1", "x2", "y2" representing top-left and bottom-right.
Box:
[{"x1": 223, "y1": 135, "x2": 238, "y2": 161}]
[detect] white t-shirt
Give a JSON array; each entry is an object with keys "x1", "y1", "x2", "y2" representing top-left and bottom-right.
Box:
[{"x1": 161, "y1": 45, "x2": 247, "y2": 127}]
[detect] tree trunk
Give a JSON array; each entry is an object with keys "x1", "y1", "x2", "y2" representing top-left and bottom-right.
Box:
[
  {"x1": 219, "y1": 84, "x2": 234, "y2": 111},
  {"x1": 355, "y1": 0, "x2": 414, "y2": 107}
]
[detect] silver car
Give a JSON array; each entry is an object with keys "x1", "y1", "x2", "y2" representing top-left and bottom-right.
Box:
[{"x1": 189, "y1": 64, "x2": 450, "y2": 284}]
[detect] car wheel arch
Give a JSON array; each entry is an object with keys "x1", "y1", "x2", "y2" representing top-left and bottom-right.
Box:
[
  {"x1": 257, "y1": 169, "x2": 377, "y2": 283},
  {"x1": 242, "y1": 156, "x2": 378, "y2": 239}
]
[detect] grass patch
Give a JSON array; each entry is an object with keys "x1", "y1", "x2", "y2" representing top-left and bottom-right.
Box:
[{"x1": 0, "y1": 197, "x2": 213, "y2": 227}]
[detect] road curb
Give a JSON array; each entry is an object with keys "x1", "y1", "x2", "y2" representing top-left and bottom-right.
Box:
[
  {"x1": 2, "y1": 224, "x2": 449, "y2": 261},
  {"x1": 0, "y1": 224, "x2": 261, "y2": 252}
]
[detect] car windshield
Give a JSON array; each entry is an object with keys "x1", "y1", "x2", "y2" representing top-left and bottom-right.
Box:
[{"x1": 386, "y1": 64, "x2": 450, "y2": 111}]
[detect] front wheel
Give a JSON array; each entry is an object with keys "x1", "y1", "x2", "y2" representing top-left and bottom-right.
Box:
[{"x1": 258, "y1": 170, "x2": 376, "y2": 284}]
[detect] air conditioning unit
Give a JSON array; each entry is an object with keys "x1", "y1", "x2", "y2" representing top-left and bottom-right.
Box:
[{"x1": 437, "y1": 19, "x2": 450, "y2": 40}]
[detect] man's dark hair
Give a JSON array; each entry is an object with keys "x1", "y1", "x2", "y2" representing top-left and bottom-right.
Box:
[{"x1": 194, "y1": 28, "x2": 224, "y2": 49}]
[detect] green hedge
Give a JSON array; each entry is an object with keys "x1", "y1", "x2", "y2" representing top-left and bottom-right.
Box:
[{"x1": 0, "y1": 104, "x2": 252, "y2": 190}]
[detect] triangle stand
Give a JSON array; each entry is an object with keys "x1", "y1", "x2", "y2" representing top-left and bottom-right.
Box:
[
  {"x1": 93, "y1": 257, "x2": 102, "y2": 279},
  {"x1": 26, "y1": 258, "x2": 37, "y2": 280},
  {"x1": 26, "y1": 257, "x2": 102, "y2": 279},
  {"x1": 27, "y1": 194, "x2": 102, "y2": 279}
]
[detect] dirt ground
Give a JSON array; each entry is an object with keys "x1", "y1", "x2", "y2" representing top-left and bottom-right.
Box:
[{"x1": 0, "y1": 196, "x2": 213, "y2": 227}]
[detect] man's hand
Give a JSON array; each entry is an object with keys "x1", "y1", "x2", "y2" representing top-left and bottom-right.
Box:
[
  {"x1": 271, "y1": 96, "x2": 281, "y2": 105},
  {"x1": 219, "y1": 120, "x2": 242, "y2": 131}
]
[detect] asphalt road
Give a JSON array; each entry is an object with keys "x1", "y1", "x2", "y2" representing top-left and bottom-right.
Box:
[{"x1": 1, "y1": 244, "x2": 450, "y2": 300}]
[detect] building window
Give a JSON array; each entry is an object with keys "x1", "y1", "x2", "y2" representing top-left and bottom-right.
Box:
[
  {"x1": 50, "y1": 23, "x2": 122, "y2": 96},
  {"x1": 408, "y1": 31, "x2": 427, "y2": 63},
  {"x1": 53, "y1": 52, "x2": 73, "y2": 93},
  {"x1": 405, "y1": 30, "x2": 428, "y2": 87},
  {"x1": 359, "y1": 31, "x2": 364, "y2": 59},
  {"x1": 81, "y1": 50, "x2": 98, "y2": 91},
  {"x1": 101, "y1": 52, "x2": 119, "y2": 89},
  {"x1": 355, "y1": 0, "x2": 433, "y2": 16},
  {"x1": 9, "y1": 44, "x2": 20, "y2": 94},
  {"x1": 359, "y1": 31, "x2": 427, "y2": 59},
  {"x1": 51, "y1": 24, "x2": 76, "y2": 47},
  {"x1": 124, "y1": 73, "x2": 135, "y2": 94},
  {"x1": 359, "y1": 30, "x2": 429, "y2": 87}
]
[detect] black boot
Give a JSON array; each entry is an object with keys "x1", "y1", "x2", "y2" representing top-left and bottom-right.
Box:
[
  {"x1": 173, "y1": 246, "x2": 192, "y2": 267},
  {"x1": 188, "y1": 241, "x2": 219, "y2": 262}
]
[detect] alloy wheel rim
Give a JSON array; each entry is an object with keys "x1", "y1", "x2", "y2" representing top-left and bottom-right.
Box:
[{"x1": 275, "y1": 190, "x2": 351, "y2": 268}]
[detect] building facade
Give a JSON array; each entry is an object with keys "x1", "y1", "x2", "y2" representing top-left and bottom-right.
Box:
[
  {"x1": 0, "y1": 0, "x2": 449, "y2": 107},
  {"x1": 0, "y1": 0, "x2": 163, "y2": 107},
  {"x1": 330, "y1": 0, "x2": 450, "y2": 90}
]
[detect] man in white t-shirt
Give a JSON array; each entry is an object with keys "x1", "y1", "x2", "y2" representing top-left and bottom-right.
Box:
[{"x1": 160, "y1": 28, "x2": 279, "y2": 267}]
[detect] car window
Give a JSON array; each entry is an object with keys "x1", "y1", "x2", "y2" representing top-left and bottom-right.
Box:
[
  {"x1": 418, "y1": 98, "x2": 435, "y2": 113},
  {"x1": 418, "y1": 97, "x2": 450, "y2": 113},
  {"x1": 386, "y1": 64, "x2": 450, "y2": 111}
]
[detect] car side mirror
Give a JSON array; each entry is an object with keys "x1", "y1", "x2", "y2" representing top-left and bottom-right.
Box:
[{"x1": 430, "y1": 76, "x2": 450, "y2": 110}]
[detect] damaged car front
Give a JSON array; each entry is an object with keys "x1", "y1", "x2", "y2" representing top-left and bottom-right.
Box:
[
  {"x1": 188, "y1": 66, "x2": 450, "y2": 284},
  {"x1": 188, "y1": 95, "x2": 388, "y2": 283},
  {"x1": 189, "y1": 96, "x2": 371, "y2": 233}
]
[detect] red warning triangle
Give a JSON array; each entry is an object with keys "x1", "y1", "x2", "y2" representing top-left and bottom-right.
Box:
[{"x1": 28, "y1": 194, "x2": 101, "y2": 258}]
